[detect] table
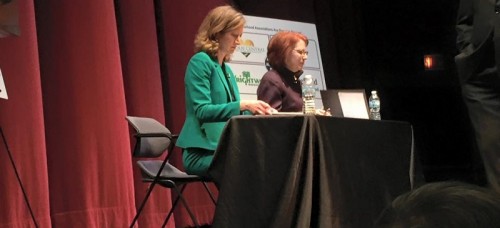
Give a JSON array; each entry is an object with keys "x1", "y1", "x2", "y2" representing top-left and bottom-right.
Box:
[{"x1": 208, "y1": 115, "x2": 414, "y2": 228}]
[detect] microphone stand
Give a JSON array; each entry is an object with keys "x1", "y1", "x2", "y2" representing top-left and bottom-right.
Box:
[{"x1": 0, "y1": 127, "x2": 38, "y2": 228}]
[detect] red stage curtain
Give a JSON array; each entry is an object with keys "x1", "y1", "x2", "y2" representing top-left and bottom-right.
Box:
[
  {"x1": 0, "y1": 0, "x2": 51, "y2": 227},
  {"x1": 0, "y1": 0, "x2": 230, "y2": 227},
  {"x1": 117, "y1": 0, "x2": 174, "y2": 227},
  {"x1": 36, "y1": 0, "x2": 135, "y2": 227}
]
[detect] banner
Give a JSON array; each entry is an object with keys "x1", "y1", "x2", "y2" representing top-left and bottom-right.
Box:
[{"x1": 229, "y1": 15, "x2": 326, "y2": 105}]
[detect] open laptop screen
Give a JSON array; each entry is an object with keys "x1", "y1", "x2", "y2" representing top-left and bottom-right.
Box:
[{"x1": 320, "y1": 89, "x2": 369, "y2": 119}]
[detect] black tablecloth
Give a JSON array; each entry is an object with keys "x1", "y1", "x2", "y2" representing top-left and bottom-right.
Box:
[{"x1": 209, "y1": 115, "x2": 414, "y2": 228}]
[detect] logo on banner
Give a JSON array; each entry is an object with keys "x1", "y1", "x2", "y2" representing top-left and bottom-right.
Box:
[
  {"x1": 237, "y1": 39, "x2": 265, "y2": 58},
  {"x1": 235, "y1": 71, "x2": 261, "y2": 86}
]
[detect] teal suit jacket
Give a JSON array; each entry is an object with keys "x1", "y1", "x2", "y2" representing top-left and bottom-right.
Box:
[{"x1": 177, "y1": 52, "x2": 243, "y2": 151}]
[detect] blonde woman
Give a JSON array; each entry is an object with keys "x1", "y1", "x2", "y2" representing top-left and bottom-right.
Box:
[{"x1": 177, "y1": 5, "x2": 275, "y2": 175}]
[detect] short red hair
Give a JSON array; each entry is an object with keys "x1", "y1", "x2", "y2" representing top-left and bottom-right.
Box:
[{"x1": 267, "y1": 31, "x2": 308, "y2": 71}]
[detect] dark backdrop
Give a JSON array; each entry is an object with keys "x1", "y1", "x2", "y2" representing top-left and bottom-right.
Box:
[
  {"x1": 0, "y1": 0, "x2": 486, "y2": 226},
  {"x1": 234, "y1": 0, "x2": 486, "y2": 185}
]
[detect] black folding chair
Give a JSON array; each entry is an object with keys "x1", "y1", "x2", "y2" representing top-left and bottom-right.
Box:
[{"x1": 126, "y1": 116, "x2": 216, "y2": 228}]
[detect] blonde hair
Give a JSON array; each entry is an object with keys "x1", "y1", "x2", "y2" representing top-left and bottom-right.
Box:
[{"x1": 194, "y1": 5, "x2": 245, "y2": 60}]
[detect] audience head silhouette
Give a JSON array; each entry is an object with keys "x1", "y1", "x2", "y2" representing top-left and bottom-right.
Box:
[{"x1": 374, "y1": 181, "x2": 500, "y2": 228}]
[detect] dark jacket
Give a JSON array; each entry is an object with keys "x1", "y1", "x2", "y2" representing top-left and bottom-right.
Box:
[
  {"x1": 257, "y1": 69, "x2": 303, "y2": 112},
  {"x1": 455, "y1": 0, "x2": 499, "y2": 83}
]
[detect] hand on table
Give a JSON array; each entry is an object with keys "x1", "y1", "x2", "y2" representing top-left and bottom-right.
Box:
[
  {"x1": 315, "y1": 108, "x2": 332, "y2": 116},
  {"x1": 240, "y1": 100, "x2": 277, "y2": 115}
]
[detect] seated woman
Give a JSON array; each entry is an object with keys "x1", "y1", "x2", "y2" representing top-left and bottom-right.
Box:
[
  {"x1": 176, "y1": 5, "x2": 275, "y2": 176},
  {"x1": 257, "y1": 31, "x2": 309, "y2": 112}
]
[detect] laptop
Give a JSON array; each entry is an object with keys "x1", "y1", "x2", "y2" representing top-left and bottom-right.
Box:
[{"x1": 320, "y1": 89, "x2": 369, "y2": 119}]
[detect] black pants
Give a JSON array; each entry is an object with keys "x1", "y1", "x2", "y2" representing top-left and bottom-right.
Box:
[{"x1": 461, "y1": 67, "x2": 500, "y2": 193}]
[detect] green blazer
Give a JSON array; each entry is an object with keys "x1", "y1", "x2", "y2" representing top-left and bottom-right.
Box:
[{"x1": 177, "y1": 52, "x2": 243, "y2": 151}]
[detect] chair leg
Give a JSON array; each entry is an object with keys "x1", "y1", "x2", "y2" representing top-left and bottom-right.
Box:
[
  {"x1": 161, "y1": 184, "x2": 185, "y2": 228},
  {"x1": 201, "y1": 182, "x2": 217, "y2": 205},
  {"x1": 161, "y1": 184, "x2": 200, "y2": 228},
  {"x1": 129, "y1": 182, "x2": 158, "y2": 228}
]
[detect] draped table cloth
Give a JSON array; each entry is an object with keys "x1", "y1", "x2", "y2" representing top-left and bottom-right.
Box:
[{"x1": 209, "y1": 115, "x2": 414, "y2": 228}]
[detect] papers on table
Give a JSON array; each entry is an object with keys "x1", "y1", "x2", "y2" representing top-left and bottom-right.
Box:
[{"x1": 271, "y1": 112, "x2": 303, "y2": 115}]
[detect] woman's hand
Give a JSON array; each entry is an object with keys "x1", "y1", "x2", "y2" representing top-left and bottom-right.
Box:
[
  {"x1": 315, "y1": 108, "x2": 332, "y2": 116},
  {"x1": 240, "y1": 100, "x2": 277, "y2": 115}
]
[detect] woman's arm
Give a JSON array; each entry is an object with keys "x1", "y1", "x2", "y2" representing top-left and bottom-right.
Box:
[{"x1": 186, "y1": 53, "x2": 240, "y2": 122}]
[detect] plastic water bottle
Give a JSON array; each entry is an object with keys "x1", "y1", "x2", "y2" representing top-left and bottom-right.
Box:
[
  {"x1": 369, "y1": 90, "x2": 381, "y2": 120},
  {"x1": 302, "y1": 75, "x2": 316, "y2": 114}
]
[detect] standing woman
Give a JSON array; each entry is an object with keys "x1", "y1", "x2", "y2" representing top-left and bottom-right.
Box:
[
  {"x1": 177, "y1": 5, "x2": 274, "y2": 176},
  {"x1": 257, "y1": 32, "x2": 309, "y2": 112}
]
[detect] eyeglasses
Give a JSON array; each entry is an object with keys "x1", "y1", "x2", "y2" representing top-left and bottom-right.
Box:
[{"x1": 294, "y1": 49, "x2": 309, "y2": 56}]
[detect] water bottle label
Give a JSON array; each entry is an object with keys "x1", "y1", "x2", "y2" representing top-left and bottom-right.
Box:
[
  {"x1": 369, "y1": 100, "x2": 380, "y2": 108},
  {"x1": 303, "y1": 99, "x2": 316, "y2": 114}
]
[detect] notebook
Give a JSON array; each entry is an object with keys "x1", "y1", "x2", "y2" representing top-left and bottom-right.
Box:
[{"x1": 320, "y1": 89, "x2": 369, "y2": 119}]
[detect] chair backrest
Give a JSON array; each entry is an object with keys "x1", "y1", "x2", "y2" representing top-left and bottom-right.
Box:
[{"x1": 125, "y1": 116, "x2": 172, "y2": 158}]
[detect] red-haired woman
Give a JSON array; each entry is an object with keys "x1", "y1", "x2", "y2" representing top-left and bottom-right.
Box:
[{"x1": 257, "y1": 31, "x2": 309, "y2": 112}]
